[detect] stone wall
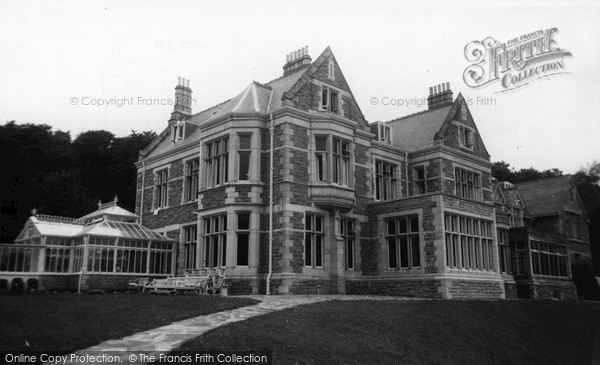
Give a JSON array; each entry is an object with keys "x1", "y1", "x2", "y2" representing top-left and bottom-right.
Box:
[
  {"x1": 446, "y1": 279, "x2": 504, "y2": 299},
  {"x1": 347, "y1": 278, "x2": 441, "y2": 298}
]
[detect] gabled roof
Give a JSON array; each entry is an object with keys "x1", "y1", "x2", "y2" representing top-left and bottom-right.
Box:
[
  {"x1": 81, "y1": 219, "x2": 170, "y2": 241},
  {"x1": 503, "y1": 188, "x2": 524, "y2": 208},
  {"x1": 516, "y1": 175, "x2": 578, "y2": 216},
  {"x1": 386, "y1": 92, "x2": 490, "y2": 157},
  {"x1": 387, "y1": 105, "x2": 452, "y2": 151},
  {"x1": 80, "y1": 199, "x2": 138, "y2": 222},
  {"x1": 492, "y1": 181, "x2": 506, "y2": 203},
  {"x1": 14, "y1": 203, "x2": 172, "y2": 242},
  {"x1": 24, "y1": 216, "x2": 84, "y2": 238}
]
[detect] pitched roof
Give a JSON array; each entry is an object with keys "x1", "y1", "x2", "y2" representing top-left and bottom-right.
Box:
[
  {"x1": 81, "y1": 219, "x2": 170, "y2": 241},
  {"x1": 20, "y1": 216, "x2": 173, "y2": 241},
  {"x1": 386, "y1": 105, "x2": 452, "y2": 151},
  {"x1": 15, "y1": 203, "x2": 172, "y2": 242},
  {"x1": 28, "y1": 216, "x2": 84, "y2": 237},
  {"x1": 79, "y1": 202, "x2": 138, "y2": 221},
  {"x1": 516, "y1": 175, "x2": 575, "y2": 216},
  {"x1": 503, "y1": 188, "x2": 522, "y2": 207},
  {"x1": 141, "y1": 67, "x2": 308, "y2": 160}
]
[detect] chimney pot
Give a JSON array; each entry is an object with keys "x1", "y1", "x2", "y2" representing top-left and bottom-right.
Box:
[
  {"x1": 442, "y1": 83, "x2": 446, "y2": 92},
  {"x1": 178, "y1": 76, "x2": 181, "y2": 86},
  {"x1": 283, "y1": 45, "x2": 312, "y2": 76},
  {"x1": 446, "y1": 81, "x2": 450, "y2": 90},
  {"x1": 429, "y1": 87, "x2": 433, "y2": 96}
]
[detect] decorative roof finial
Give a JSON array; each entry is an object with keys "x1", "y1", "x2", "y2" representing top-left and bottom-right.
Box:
[
  {"x1": 98, "y1": 200, "x2": 102, "y2": 209},
  {"x1": 31, "y1": 207, "x2": 37, "y2": 216},
  {"x1": 114, "y1": 195, "x2": 119, "y2": 204}
]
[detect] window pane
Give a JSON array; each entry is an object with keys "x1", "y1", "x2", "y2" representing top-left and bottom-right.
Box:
[
  {"x1": 238, "y1": 213, "x2": 250, "y2": 230},
  {"x1": 315, "y1": 236, "x2": 323, "y2": 267},
  {"x1": 387, "y1": 220, "x2": 396, "y2": 235},
  {"x1": 410, "y1": 217, "x2": 419, "y2": 233},
  {"x1": 400, "y1": 237, "x2": 409, "y2": 267},
  {"x1": 316, "y1": 137, "x2": 327, "y2": 151},
  {"x1": 346, "y1": 238, "x2": 354, "y2": 269},
  {"x1": 239, "y1": 134, "x2": 251, "y2": 149},
  {"x1": 411, "y1": 236, "x2": 420, "y2": 267},
  {"x1": 388, "y1": 238, "x2": 397, "y2": 268},
  {"x1": 237, "y1": 233, "x2": 249, "y2": 266},
  {"x1": 305, "y1": 234, "x2": 312, "y2": 266},
  {"x1": 399, "y1": 218, "x2": 407, "y2": 234},
  {"x1": 239, "y1": 152, "x2": 250, "y2": 180}
]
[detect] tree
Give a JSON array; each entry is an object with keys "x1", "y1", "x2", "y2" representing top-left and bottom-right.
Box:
[
  {"x1": 0, "y1": 121, "x2": 156, "y2": 242},
  {"x1": 0, "y1": 122, "x2": 76, "y2": 242},
  {"x1": 573, "y1": 161, "x2": 600, "y2": 277},
  {"x1": 491, "y1": 161, "x2": 514, "y2": 183}
]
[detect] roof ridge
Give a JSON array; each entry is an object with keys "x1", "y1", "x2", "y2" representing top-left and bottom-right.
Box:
[
  {"x1": 187, "y1": 98, "x2": 233, "y2": 119},
  {"x1": 253, "y1": 80, "x2": 273, "y2": 90},
  {"x1": 386, "y1": 106, "x2": 446, "y2": 124},
  {"x1": 265, "y1": 65, "x2": 310, "y2": 86},
  {"x1": 34, "y1": 214, "x2": 85, "y2": 225}
]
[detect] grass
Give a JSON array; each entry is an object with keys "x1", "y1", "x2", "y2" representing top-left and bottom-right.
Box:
[
  {"x1": 176, "y1": 299, "x2": 600, "y2": 365},
  {"x1": 0, "y1": 292, "x2": 258, "y2": 352}
]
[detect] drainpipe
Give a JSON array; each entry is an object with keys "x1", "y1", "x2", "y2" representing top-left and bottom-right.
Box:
[
  {"x1": 404, "y1": 151, "x2": 409, "y2": 196},
  {"x1": 267, "y1": 112, "x2": 274, "y2": 295},
  {"x1": 139, "y1": 161, "x2": 146, "y2": 225}
]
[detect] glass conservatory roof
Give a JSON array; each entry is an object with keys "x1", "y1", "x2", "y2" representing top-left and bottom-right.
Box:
[
  {"x1": 21, "y1": 216, "x2": 172, "y2": 242},
  {"x1": 82, "y1": 220, "x2": 172, "y2": 241}
]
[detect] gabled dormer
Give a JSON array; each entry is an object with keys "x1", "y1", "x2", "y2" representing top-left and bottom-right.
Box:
[
  {"x1": 281, "y1": 46, "x2": 368, "y2": 130},
  {"x1": 435, "y1": 90, "x2": 490, "y2": 160},
  {"x1": 370, "y1": 121, "x2": 392, "y2": 144},
  {"x1": 170, "y1": 120, "x2": 198, "y2": 144}
]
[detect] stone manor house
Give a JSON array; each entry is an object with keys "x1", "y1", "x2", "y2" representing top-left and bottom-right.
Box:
[
  {"x1": 132, "y1": 46, "x2": 590, "y2": 299},
  {"x1": 0, "y1": 46, "x2": 591, "y2": 298}
]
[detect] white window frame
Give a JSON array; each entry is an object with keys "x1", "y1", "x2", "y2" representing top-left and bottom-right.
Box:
[
  {"x1": 321, "y1": 86, "x2": 340, "y2": 113},
  {"x1": 171, "y1": 121, "x2": 185, "y2": 143}
]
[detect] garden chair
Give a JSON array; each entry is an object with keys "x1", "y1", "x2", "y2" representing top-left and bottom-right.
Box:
[
  {"x1": 128, "y1": 277, "x2": 150, "y2": 292},
  {"x1": 207, "y1": 276, "x2": 228, "y2": 296}
]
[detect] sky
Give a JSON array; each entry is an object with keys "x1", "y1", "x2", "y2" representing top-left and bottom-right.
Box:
[{"x1": 0, "y1": 0, "x2": 599, "y2": 174}]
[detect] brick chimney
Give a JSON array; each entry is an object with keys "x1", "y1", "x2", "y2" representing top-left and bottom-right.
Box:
[
  {"x1": 283, "y1": 46, "x2": 311, "y2": 76},
  {"x1": 427, "y1": 82, "x2": 453, "y2": 110},
  {"x1": 170, "y1": 77, "x2": 193, "y2": 122}
]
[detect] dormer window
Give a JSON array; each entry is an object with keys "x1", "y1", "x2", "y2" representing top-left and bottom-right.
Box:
[
  {"x1": 459, "y1": 125, "x2": 474, "y2": 149},
  {"x1": 379, "y1": 123, "x2": 391, "y2": 144},
  {"x1": 321, "y1": 86, "x2": 339, "y2": 113},
  {"x1": 171, "y1": 121, "x2": 185, "y2": 143}
]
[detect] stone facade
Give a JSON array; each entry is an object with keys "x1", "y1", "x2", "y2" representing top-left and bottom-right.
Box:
[{"x1": 133, "y1": 47, "x2": 582, "y2": 300}]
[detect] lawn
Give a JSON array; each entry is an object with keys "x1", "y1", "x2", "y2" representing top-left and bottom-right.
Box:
[
  {"x1": 176, "y1": 299, "x2": 600, "y2": 364},
  {"x1": 0, "y1": 292, "x2": 258, "y2": 352}
]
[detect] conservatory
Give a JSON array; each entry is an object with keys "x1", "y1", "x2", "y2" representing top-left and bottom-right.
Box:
[{"x1": 0, "y1": 198, "x2": 175, "y2": 292}]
